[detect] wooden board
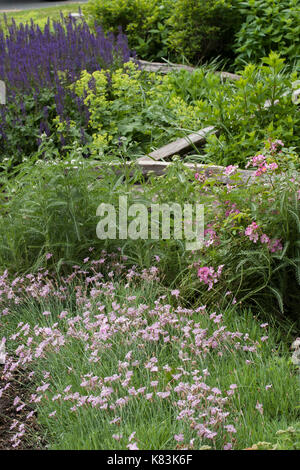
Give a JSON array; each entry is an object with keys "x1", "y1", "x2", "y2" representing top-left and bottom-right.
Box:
[
  {"x1": 135, "y1": 160, "x2": 254, "y2": 184},
  {"x1": 138, "y1": 126, "x2": 216, "y2": 164},
  {"x1": 106, "y1": 160, "x2": 255, "y2": 185},
  {"x1": 138, "y1": 60, "x2": 241, "y2": 81}
]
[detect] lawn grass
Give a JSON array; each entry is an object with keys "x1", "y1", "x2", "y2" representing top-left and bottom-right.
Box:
[
  {"x1": 1, "y1": 263, "x2": 299, "y2": 450},
  {"x1": 0, "y1": 3, "x2": 84, "y2": 32}
]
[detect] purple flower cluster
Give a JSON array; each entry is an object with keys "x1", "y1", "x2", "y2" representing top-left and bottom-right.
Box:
[
  {"x1": 0, "y1": 15, "x2": 132, "y2": 158},
  {"x1": 0, "y1": 15, "x2": 131, "y2": 95}
]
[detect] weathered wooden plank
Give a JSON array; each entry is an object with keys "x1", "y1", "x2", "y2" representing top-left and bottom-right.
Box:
[
  {"x1": 138, "y1": 60, "x2": 195, "y2": 74},
  {"x1": 138, "y1": 126, "x2": 216, "y2": 164},
  {"x1": 138, "y1": 60, "x2": 241, "y2": 81},
  {"x1": 134, "y1": 160, "x2": 254, "y2": 184}
]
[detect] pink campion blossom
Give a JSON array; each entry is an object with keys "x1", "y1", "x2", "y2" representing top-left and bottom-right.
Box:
[
  {"x1": 224, "y1": 424, "x2": 237, "y2": 434},
  {"x1": 174, "y1": 433, "x2": 184, "y2": 442},
  {"x1": 268, "y1": 162, "x2": 278, "y2": 171},
  {"x1": 127, "y1": 442, "x2": 139, "y2": 450},
  {"x1": 197, "y1": 265, "x2": 224, "y2": 291},
  {"x1": 224, "y1": 443, "x2": 233, "y2": 450},
  {"x1": 245, "y1": 222, "x2": 259, "y2": 243},
  {"x1": 204, "y1": 227, "x2": 219, "y2": 247},
  {"x1": 224, "y1": 165, "x2": 238, "y2": 176},
  {"x1": 225, "y1": 202, "x2": 240, "y2": 218},
  {"x1": 260, "y1": 234, "x2": 270, "y2": 244},
  {"x1": 171, "y1": 289, "x2": 180, "y2": 298},
  {"x1": 270, "y1": 139, "x2": 284, "y2": 151},
  {"x1": 255, "y1": 401, "x2": 264, "y2": 415},
  {"x1": 268, "y1": 239, "x2": 283, "y2": 253},
  {"x1": 246, "y1": 147, "x2": 281, "y2": 175},
  {"x1": 246, "y1": 154, "x2": 266, "y2": 169},
  {"x1": 45, "y1": 253, "x2": 53, "y2": 260},
  {"x1": 195, "y1": 172, "x2": 206, "y2": 182}
]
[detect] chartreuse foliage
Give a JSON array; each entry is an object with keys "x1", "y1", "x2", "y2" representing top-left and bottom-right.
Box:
[{"x1": 69, "y1": 53, "x2": 299, "y2": 165}]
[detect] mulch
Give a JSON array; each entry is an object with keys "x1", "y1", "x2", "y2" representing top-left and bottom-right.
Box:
[{"x1": 0, "y1": 368, "x2": 44, "y2": 450}]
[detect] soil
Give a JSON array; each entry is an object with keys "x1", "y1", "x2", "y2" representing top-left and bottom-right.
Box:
[{"x1": 0, "y1": 368, "x2": 44, "y2": 450}]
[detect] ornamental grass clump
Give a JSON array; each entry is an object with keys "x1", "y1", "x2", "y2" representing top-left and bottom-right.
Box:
[{"x1": 0, "y1": 253, "x2": 298, "y2": 449}]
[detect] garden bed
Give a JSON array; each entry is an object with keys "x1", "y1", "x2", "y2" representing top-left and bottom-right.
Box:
[{"x1": 0, "y1": 4, "x2": 299, "y2": 452}]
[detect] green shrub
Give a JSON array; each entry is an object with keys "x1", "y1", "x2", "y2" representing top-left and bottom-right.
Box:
[
  {"x1": 84, "y1": 0, "x2": 173, "y2": 60},
  {"x1": 166, "y1": 0, "x2": 244, "y2": 64},
  {"x1": 194, "y1": 53, "x2": 300, "y2": 166},
  {"x1": 234, "y1": 0, "x2": 300, "y2": 67},
  {"x1": 70, "y1": 54, "x2": 299, "y2": 166},
  {"x1": 71, "y1": 62, "x2": 211, "y2": 159},
  {"x1": 184, "y1": 142, "x2": 300, "y2": 326}
]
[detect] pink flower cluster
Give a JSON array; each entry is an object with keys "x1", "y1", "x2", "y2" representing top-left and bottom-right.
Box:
[
  {"x1": 223, "y1": 165, "x2": 239, "y2": 177},
  {"x1": 245, "y1": 140, "x2": 284, "y2": 176},
  {"x1": 0, "y1": 253, "x2": 268, "y2": 450},
  {"x1": 246, "y1": 153, "x2": 279, "y2": 176},
  {"x1": 204, "y1": 226, "x2": 220, "y2": 248},
  {"x1": 244, "y1": 222, "x2": 282, "y2": 252},
  {"x1": 197, "y1": 265, "x2": 224, "y2": 291}
]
